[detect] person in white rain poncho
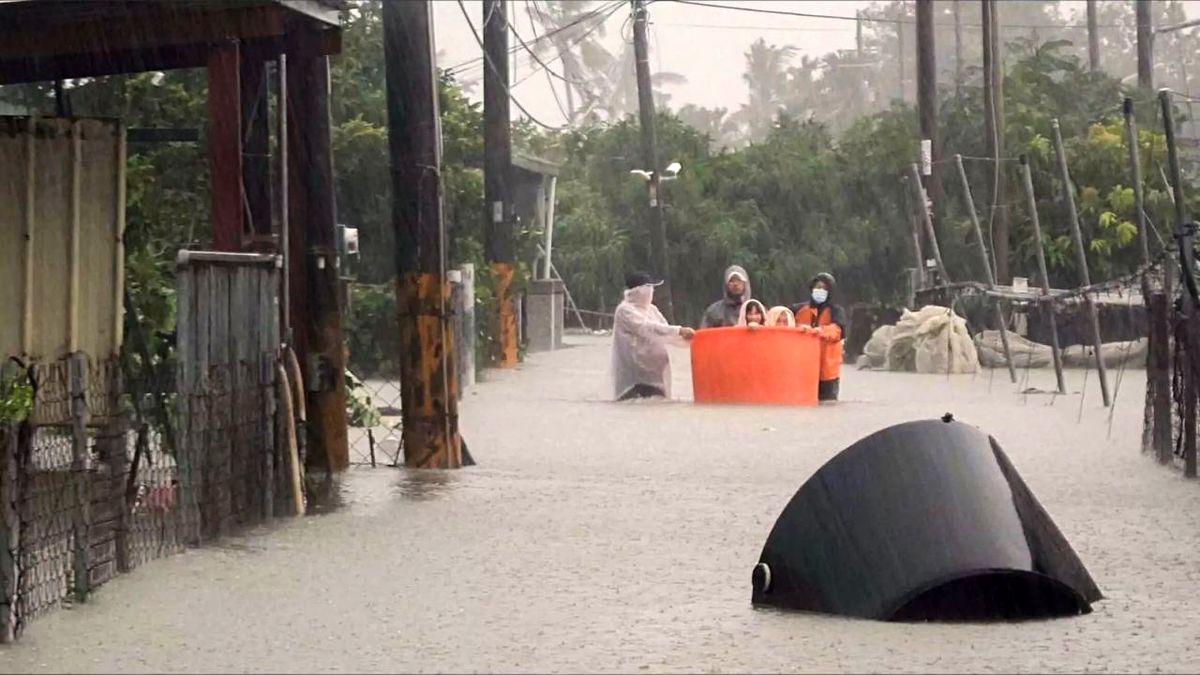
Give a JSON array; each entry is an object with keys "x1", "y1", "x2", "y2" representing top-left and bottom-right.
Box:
[{"x1": 611, "y1": 272, "x2": 696, "y2": 401}]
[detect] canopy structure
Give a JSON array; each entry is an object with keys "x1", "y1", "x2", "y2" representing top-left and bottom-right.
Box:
[{"x1": 751, "y1": 418, "x2": 1102, "y2": 621}]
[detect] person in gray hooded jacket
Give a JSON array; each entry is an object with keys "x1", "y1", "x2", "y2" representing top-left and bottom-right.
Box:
[{"x1": 700, "y1": 265, "x2": 752, "y2": 328}]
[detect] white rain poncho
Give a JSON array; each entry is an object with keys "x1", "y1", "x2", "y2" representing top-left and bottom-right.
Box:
[{"x1": 610, "y1": 285, "x2": 685, "y2": 400}]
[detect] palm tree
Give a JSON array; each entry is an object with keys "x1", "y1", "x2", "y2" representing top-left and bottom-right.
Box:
[
  {"x1": 738, "y1": 39, "x2": 797, "y2": 141},
  {"x1": 677, "y1": 104, "x2": 743, "y2": 150},
  {"x1": 525, "y1": 0, "x2": 617, "y2": 122}
]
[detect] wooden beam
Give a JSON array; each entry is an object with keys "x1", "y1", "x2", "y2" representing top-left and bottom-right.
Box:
[
  {"x1": 0, "y1": 6, "x2": 286, "y2": 61},
  {"x1": 208, "y1": 40, "x2": 244, "y2": 252},
  {"x1": 241, "y1": 46, "x2": 273, "y2": 240}
]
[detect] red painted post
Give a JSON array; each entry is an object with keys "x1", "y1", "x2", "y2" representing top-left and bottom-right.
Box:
[{"x1": 207, "y1": 40, "x2": 244, "y2": 252}]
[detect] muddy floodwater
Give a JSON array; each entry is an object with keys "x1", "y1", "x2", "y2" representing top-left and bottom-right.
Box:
[{"x1": 3, "y1": 336, "x2": 1199, "y2": 673}]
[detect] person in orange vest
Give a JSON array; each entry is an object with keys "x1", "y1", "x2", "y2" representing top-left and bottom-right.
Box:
[{"x1": 792, "y1": 273, "x2": 846, "y2": 402}]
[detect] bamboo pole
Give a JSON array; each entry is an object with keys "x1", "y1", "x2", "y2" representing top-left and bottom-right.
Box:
[
  {"x1": 1019, "y1": 155, "x2": 1067, "y2": 394},
  {"x1": 1051, "y1": 119, "x2": 1111, "y2": 407},
  {"x1": 956, "y1": 154, "x2": 1017, "y2": 382},
  {"x1": 910, "y1": 163, "x2": 949, "y2": 283}
]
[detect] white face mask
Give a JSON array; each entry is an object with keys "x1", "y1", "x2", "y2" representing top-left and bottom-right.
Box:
[{"x1": 811, "y1": 288, "x2": 829, "y2": 304}]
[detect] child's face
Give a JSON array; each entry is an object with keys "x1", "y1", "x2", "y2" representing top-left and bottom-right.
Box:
[
  {"x1": 747, "y1": 307, "x2": 764, "y2": 324},
  {"x1": 774, "y1": 315, "x2": 789, "y2": 327}
]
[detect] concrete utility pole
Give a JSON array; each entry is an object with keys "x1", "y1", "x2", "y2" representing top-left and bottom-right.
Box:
[
  {"x1": 953, "y1": 0, "x2": 963, "y2": 95},
  {"x1": 1137, "y1": 0, "x2": 1153, "y2": 89},
  {"x1": 632, "y1": 0, "x2": 674, "y2": 321},
  {"x1": 382, "y1": 0, "x2": 462, "y2": 469},
  {"x1": 483, "y1": 0, "x2": 518, "y2": 367},
  {"x1": 916, "y1": 0, "x2": 944, "y2": 250},
  {"x1": 1086, "y1": 0, "x2": 1100, "y2": 72},
  {"x1": 982, "y1": 0, "x2": 1009, "y2": 284},
  {"x1": 896, "y1": 5, "x2": 906, "y2": 102}
]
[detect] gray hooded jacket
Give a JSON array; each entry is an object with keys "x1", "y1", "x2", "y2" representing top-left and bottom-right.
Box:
[{"x1": 701, "y1": 264, "x2": 752, "y2": 328}]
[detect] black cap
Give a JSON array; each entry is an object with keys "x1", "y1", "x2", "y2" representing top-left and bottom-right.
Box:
[{"x1": 625, "y1": 271, "x2": 664, "y2": 289}]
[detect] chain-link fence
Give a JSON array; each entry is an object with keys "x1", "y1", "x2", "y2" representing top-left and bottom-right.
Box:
[{"x1": 0, "y1": 349, "x2": 285, "y2": 642}]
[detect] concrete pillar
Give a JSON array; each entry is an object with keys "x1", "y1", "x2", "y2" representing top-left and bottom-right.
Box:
[{"x1": 526, "y1": 279, "x2": 564, "y2": 353}]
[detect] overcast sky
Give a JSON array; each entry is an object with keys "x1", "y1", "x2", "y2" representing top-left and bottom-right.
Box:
[{"x1": 429, "y1": 0, "x2": 1200, "y2": 127}]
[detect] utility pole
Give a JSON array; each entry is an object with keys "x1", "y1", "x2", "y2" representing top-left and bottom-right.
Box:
[
  {"x1": 953, "y1": 0, "x2": 963, "y2": 96},
  {"x1": 897, "y1": 7, "x2": 906, "y2": 102},
  {"x1": 286, "y1": 27, "x2": 349, "y2": 475},
  {"x1": 982, "y1": 0, "x2": 1009, "y2": 284},
  {"x1": 916, "y1": 0, "x2": 944, "y2": 250},
  {"x1": 1086, "y1": 0, "x2": 1100, "y2": 73},
  {"x1": 1137, "y1": 0, "x2": 1153, "y2": 89},
  {"x1": 856, "y1": 10, "x2": 863, "y2": 58},
  {"x1": 632, "y1": 0, "x2": 674, "y2": 321},
  {"x1": 483, "y1": 0, "x2": 518, "y2": 367},
  {"x1": 383, "y1": 0, "x2": 462, "y2": 469}
]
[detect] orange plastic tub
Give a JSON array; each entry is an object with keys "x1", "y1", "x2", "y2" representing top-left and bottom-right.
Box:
[{"x1": 691, "y1": 326, "x2": 822, "y2": 405}]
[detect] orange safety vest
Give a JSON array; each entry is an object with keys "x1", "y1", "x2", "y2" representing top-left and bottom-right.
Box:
[{"x1": 794, "y1": 304, "x2": 843, "y2": 382}]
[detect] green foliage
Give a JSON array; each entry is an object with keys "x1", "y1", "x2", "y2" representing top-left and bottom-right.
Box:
[
  {"x1": 345, "y1": 369, "x2": 382, "y2": 428},
  {"x1": 0, "y1": 367, "x2": 33, "y2": 425}
]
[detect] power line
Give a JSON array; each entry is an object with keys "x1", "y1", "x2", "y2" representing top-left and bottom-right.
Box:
[
  {"x1": 519, "y1": 0, "x2": 573, "y2": 122},
  {"x1": 445, "y1": 0, "x2": 621, "y2": 74},
  {"x1": 456, "y1": 0, "x2": 564, "y2": 130},
  {"x1": 512, "y1": 4, "x2": 618, "y2": 88},
  {"x1": 665, "y1": 0, "x2": 1122, "y2": 30}
]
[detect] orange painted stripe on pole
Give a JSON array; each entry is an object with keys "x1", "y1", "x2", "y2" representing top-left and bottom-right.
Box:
[{"x1": 492, "y1": 262, "x2": 518, "y2": 368}]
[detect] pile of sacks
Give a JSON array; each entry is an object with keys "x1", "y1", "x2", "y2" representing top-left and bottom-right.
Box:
[
  {"x1": 858, "y1": 305, "x2": 978, "y2": 374},
  {"x1": 858, "y1": 306, "x2": 1149, "y2": 373}
]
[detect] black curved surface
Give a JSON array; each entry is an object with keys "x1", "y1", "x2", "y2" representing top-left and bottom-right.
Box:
[{"x1": 751, "y1": 419, "x2": 1102, "y2": 621}]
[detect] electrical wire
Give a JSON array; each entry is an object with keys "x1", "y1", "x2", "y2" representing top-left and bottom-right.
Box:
[
  {"x1": 518, "y1": 0, "x2": 573, "y2": 123},
  {"x1": 456, "y1": 0, "x2": 566, "y2": 130},
  {"x1": 445, "y1": 0, "x2": 621, "y2": 75},
  {"x1": 511, "y1": 3, "x2": 619, "y2": 89},
  {"x1": 664, "y1": 0, "x2": 1122, "y2": 30}
]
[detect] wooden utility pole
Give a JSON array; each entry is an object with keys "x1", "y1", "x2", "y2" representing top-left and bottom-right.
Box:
[
  {"x1": 483, "y1": 0, "x2": 518, "y2": 367},
  {"x1": 982, "y1": 0, "x2": 1009, "y2": 284},
  {"x1": 916, "y1": 0, "x2": 944, "y2": 249},
  {"x1": 1137, "y1": 0, "x2": 1153, "y2": 89},
  {"x1": 953, "y1": 0, "x2": 963, "y2": 95},
  {"x1": 286, "y1": 28, "x2": 349, "y2": 473},
  {"x1": 383, "y1": 0, "x2": 462, "y2": 469},
  {"x1": 632, "y1": 0, "x2": 674, "y2": 320},
  {"x1": 1086, "y1": 0, "x2": 1100, "y2": 73}
]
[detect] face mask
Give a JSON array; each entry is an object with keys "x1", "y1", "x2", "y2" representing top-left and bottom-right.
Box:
[{"x1": 811, "y1": 288, "x2": 829, "y2": 304}]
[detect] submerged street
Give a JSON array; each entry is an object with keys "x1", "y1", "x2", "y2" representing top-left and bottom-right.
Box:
[{"x1": 2, "y1": 336, "x2": 1198, "y2": 673}]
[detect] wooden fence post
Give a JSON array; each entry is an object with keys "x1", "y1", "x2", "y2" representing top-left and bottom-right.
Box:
[
  {"x1": 69, "y1": 352, "x2": 91, "y2": 602},
  {"x1": 0, "y1": 422, "x2": 20, "y2": 643}
]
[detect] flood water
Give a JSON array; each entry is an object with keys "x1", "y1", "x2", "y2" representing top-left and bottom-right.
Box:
[{"x1": 3, "y1": 336, "x2": 1199, "y2": 673}]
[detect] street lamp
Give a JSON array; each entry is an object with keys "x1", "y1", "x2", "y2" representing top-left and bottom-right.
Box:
[{"x1": 630, "y1": 161, "x2": 682, "y2": 206}]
